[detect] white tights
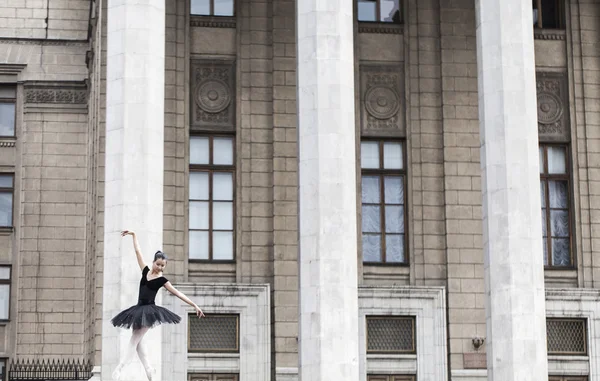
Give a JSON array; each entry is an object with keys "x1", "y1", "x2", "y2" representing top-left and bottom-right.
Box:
[{"x1": 112, "y1": 328, "x2": 155, "y2": 381}]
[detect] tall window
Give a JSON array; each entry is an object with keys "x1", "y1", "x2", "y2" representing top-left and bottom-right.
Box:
[
  {"x1": 191, "y1": 0, "x2": 234, "y2": 16},
  {"x1": 361, "y1": 140, "x2": 406, "y2": 264},
  {"x1": 0, "y1": 86, "x2": 15, "y2": 138},
  {"x1": 0, "y1": 359, "x2": 6, "y2": 381},
  {"x1": 0, "y1": 266, "x2": 11, "y2": 321},
  {"x1": 189, "y1": 136, "x2": 235, "y2": 261},
  {"x1": 540, "y1": 145, "x2": 571, "y2": 267},
  {"x1": 533, "y1": 0, "x2": 565, "y2": 29},
  {"x1": 358, "y1": 0, "x2": 401, "y2": 23},
  {"x1": 0, "y1": 174, "x2": 13, "y2": 228}
]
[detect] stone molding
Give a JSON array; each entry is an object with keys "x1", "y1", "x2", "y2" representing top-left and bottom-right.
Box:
[
  {"x1": 0, "y1": 38, "x2": 88, "y2": 46},
  {"x1": 358, "y1": 286, "x2": 448, "y2": 381},
  {"x1": 360, "y1": 64, "x2": 406, "y2": 137},
  {"x1": 358, "y1": 23, "x2": 403, "y2": 34},
  {"x1": 162, "y1": 283, "x2": 271, "y2": 381},
  {"x1": 24, "y1": 82, "x2": 87, "y2": 105},
  {"x1": 190, "y1": 16, "x2": 236, "y2": 28},
  {"x1": 0, "y1": 141, "x2": 15, "y2": 147},
  {"x1": 545, "y1": 288, "x2": 600, "y2": 378},
  {"x1": 534, "y1": 31, "x2": 566, "y2": 40}
]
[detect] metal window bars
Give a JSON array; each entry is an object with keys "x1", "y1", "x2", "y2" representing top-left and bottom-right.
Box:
[{"x1": 8, "y1": 358, "x2": 93, "y2": 381}]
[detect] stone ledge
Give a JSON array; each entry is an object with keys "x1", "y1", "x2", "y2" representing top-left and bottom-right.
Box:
[{"x1": 0, "y1": 140, "x2": 15, "y2": 147}]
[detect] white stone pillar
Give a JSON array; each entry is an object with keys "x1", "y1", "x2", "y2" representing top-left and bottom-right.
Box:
[
  {"x1": 475, "y1": 1, "x2": 548, "y2": 380},
  {"x1": 103, "y1": 0, "x2": 165, "y2": 380},
  {"x1": 296, "y1": 0, "x2": 360, "y2": 380}
]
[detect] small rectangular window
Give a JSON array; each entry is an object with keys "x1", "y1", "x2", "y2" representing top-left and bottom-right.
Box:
[
  {"x1": 368, "y1": 377, "x2": 415, "y2": 381},
  {"x1": 358, "y1": 0, "x2": 401, "y2": 23},
  {"x1": 0, "y1": 174, "x2": 14, "y2": 229},
  {"x1": 0, "y1": 267, "x2": 11, "y2": 321},
  {"x1": 189, "y1": 136, "x2": 235, "y2": 261},
  {"x1": 188, "y1": 314, "x2": 239, "y2": 353},
  {"x1": 539, "y1": 145, "x2": 572, "y2": 267},
  {"x1": 547, "y1": 318, "x2": 587, "y2": 355},
  {"x1": 366, "y1": 316, "x2": 415, "y2": 354},
  {"x1": 533, "y1": 0, "x2": 565, "y2": 29},
  {"x1": 361, "y1": 140, "x2": 407, "y2": 264},
  {"x1": 0, "y1": 86, "x2": 15, "y2": 138},
  {"x1": 191, "y1": 0, "x2": 235, "y2": 16}
]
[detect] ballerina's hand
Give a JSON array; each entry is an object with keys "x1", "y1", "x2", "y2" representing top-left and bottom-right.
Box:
[
  {"x1": 121, "y1": 230, "x2": 134, "y2": 237},
  {"x1": 196, "y1": 306, "x2": 205, "y2": 318}
]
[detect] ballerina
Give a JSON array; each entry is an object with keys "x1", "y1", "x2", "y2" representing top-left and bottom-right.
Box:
[{"x1": 111, "y1": 230, "x2": 205, "y2": 381}]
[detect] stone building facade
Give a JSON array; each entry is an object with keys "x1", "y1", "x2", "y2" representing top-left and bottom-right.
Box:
[{"x1": 0, "y1": 0, "x2": 597, "y2": 381}]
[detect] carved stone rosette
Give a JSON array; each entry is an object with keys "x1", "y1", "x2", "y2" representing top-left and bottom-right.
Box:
[
  {"x1": 191, "y1": 60, "x2": 236, "y2": 131},
  {"x1": 360, "y1": 65, "x2": 405, "y2": 137},
  {"x1": 536, "y1": 72, "x2": 570, "y2": 143}
]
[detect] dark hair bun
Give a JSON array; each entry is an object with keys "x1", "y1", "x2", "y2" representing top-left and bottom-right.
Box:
[{"x1": 154, "y1": 250, "x2": 168, "y2": 262}]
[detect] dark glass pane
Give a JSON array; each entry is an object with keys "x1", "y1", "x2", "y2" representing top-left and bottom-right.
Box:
[
  {"x1": 540, "y1": 180, "x2": 546, "y2": 208},
  {"x1": 549, "y1": 180, "x2": 568, "y2": 208},
  {"x1": 386, "y1": 234, "x2": 404, "y2": 263},
  {"x1": 362, "y1": 205, "x2": 381, "y2": 233},
  {"x1": 542, "y1": 208, "x2": 547, "y2": 237},
  {"x1": 358, "y1": 0, "x2": 377, "y2": 21},
  {"x1": 362, "y1": 176, "x2": 380, "y2": 204},
  {"x1": 0, "y1": 103, "x2": 15, "y2": 137},
  {"x1": 362, "y1": 234, "x2": 382, "y2": 262},
  {"x1": 543, "y1": 238, "x2": 548, "y2": 265},
  {"x1": 552, "y1": 238, "x2": 570, "y2": 266},
  {"x1": 541, "y1": 0, "x2": 562, "y2": 28}
]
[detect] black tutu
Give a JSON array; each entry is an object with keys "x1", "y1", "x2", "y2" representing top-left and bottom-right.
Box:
[{"x1": 111, "y1": 302, "x2": 181, "y2": 330}]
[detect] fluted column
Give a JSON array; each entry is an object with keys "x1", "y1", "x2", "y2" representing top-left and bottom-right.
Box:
[
  {"x1": 296, "y1": 0, "x2": 360, "y2": 379},
  {"x1": 475, "y1": 1, "x2": 548, "y2": 380},
  {"x1": 103, "y1": 0, "x2": 165, "y2": 380}
]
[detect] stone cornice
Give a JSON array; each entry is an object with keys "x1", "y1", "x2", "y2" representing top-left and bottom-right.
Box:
[
  {"x1": 0, "y1": 37, "x2": 88, "y2": 46},
  {"x1": 534, "y1": 30, "x2": 566, "y2": 40},
  {"x1": 0, "y1": 141, "x2": 15, "y2": 147},
  {"x1": 24, "y1": 81, "x2": 87, "y2": 104},
  {"x1": 190, "y1": 16, "x2": 236, "y2": 28},
  {"x1": 358, "y1": 23, "x2": 403, "y2": 34}
]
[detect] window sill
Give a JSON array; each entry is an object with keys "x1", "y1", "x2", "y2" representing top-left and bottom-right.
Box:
[
  {"x1": 190, "y1": 15, "x2": 236, "y2": 28},
  {"x1": 0, "y1": 138, "x2": 15, "y2": 148},
  {"x1": 358, "y1": 22, "x2": 403, "y2": 35},
  {"x1": 0, "y1": 227, "x2": 13, "y2": 236}
]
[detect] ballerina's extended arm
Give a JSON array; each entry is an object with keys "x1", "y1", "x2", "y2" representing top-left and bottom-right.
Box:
[
  {"x1": 164, "y1": 282, "x2": 205, "y2": 318},
  {"x1": 121, "y1": 230, "x2": 147, "y2": 271}
]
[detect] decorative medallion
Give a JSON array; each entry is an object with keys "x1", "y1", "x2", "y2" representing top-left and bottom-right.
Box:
[
  {"x1": 537, "y1": 92, "x2": 562, "y2": 125},
  {"x1": 360, "y1": 65, "x2": 405, "y2": 137},
  {"x1": 536, "y1": 72, "x2": 569, "y2": 142},
  {"x1": 190, "y1": 60, "x2": 236, "y2": 130},
  {"x1": 195, "y1": 79, "x2": 231, "y2": 113},
  {"x1": 365, "y1": 86, "x2": 400, "y2": 120}
]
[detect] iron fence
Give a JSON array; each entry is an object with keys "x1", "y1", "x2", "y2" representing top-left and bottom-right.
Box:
[{"x1": 8, "y1": 358, "x2": 92, "y2": 381}]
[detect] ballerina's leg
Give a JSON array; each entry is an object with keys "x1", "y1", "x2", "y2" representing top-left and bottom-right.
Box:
[
  {"x1": 136, "y1": 335, "x2": 156, "y2": 381},
  {"x1": 112, "y1": 327, "x2": 150, "y2": 380}
]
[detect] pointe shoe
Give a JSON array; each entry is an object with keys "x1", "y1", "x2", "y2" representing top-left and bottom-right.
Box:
[
  {"x1": 112, "y1": 366, "x2": 122, "y2": 381},
  {"x1": 145, "y1": 366, "x2": 156, "y2": 381}
]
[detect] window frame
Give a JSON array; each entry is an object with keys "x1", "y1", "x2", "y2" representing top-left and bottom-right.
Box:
[
  {"x1": 0, "y1": 174, "x2": 14, "y2": 230},
  {"x1": 357, "y1": 0, "x2": 402, "y2": 24},
  {"x1": 0, "y1": 266, "x2": 11, "y2": 322},
  {"x1": 539, "y1": 144, "x2": 573, "y2": 269},
  {"x1": 0, "y1": 91, "x2": 16, "y2": 139},
  {"x1": 533, "y1": 0, "x2": 566, "y2": 29},
  {"x1": 190, "y1": 0, "x2": 236, "y2": 17},
  {"x1": 361, "y1": 139, "x2": 408, "y2": 266},
  {"x1": 188, "y1": 134, "x2": 236, "y2": 262}
]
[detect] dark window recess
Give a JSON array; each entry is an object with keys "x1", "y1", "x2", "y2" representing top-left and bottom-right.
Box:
[
  {"x1": 533, "y1": 0, "x2": 565, "y2": 29},
  {"x1": 188, "y1": 314, "x2": 239, "y2": 353},
  {"x1": 366, "y1": 316, "x2": 415, "y2": 354},
  {"x1": 546, "y1": 318, "x2": 587, "y2": 355}
]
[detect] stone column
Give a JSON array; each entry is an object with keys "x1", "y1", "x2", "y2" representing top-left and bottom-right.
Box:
[
  {"x1": 475, "y1": 1, "x2": 548, "y2": 380},
  {"x1": 103, "y1": 0, "x2": 165, "y2": 380},
  {"x1": 296, "y1": 0, "x2": 360, "y2": 380}
]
